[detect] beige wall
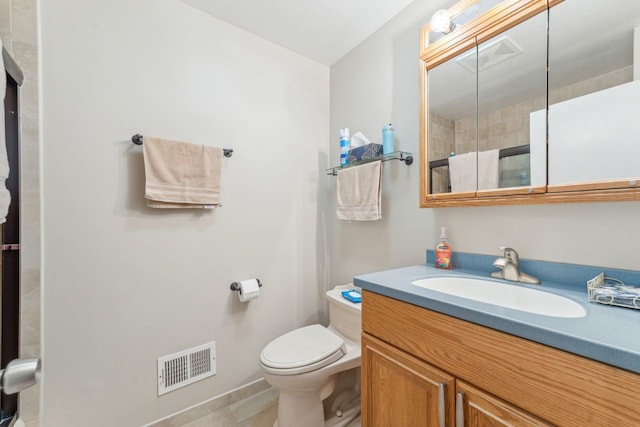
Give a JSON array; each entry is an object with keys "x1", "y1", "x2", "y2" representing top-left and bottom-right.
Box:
[
  {"x1": 40, "y1": 0, "x2": 329, "y2": 425},
  {"x1": 330, "y1": 0, "x2": 640, "y2": 290},
  {"x1": 0, "y1": 0, "x2": 41, "y2": 426},
  {"x1": 329, "y1": 0, "x2": 451, "y2": 286}
]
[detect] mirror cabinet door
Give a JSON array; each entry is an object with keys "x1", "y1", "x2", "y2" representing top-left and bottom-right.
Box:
[
  {"x1": 476, "y1": 10, "x2": 548, "y2": 194},
  {"x1": 426, "y1": 8, "x2": 548, "y2": 198},
  {"x1": 548, "y1": 0, "x2": 640, "y2": 191},
  {"x1": 428, "y1": 46, "x2": 478, "y2": 196}
]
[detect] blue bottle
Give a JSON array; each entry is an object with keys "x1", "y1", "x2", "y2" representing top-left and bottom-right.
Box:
[
  {"x1": 382, "y1": 124, "x2": 395, "y2": 154},
  {"x1": 340, "y1": 128, "x2": 350, "y2": 166}
]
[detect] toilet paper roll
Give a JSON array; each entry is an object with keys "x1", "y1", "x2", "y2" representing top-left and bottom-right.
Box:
[{"x1": 238, "y1": 279, "x2": 260, "y2": 302}]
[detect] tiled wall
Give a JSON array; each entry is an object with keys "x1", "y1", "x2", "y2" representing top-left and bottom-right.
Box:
[
  {"x1": 455, "y1": 96, "x2": 545, "y2": 154},
  {"x1": 549, "y1": 66, "x2": 633, "y2": 105},
  {"x1": 428, "y1": 112, "x2": 454, "y2": 193},
  {"x1": 452, "y1": 66, "x2": 632, "y2": 154},
  {"x1": 0, "y1": 0, "x2": 41, "y2": 426}
]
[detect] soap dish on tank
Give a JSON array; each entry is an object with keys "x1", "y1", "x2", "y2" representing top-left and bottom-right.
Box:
[{"x1": 587, "y1": 273, "x2": 640, "y2": 310}]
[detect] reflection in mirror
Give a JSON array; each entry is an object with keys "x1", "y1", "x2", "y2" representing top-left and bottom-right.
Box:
[
  {"x1": 428, "y1": 47, "x2": 477, "y2": 194},
  {"x1": 477, "y1": 10, "x2": 547, "y2": 190},
  {"x1": 548, "y1": 0, "x2": 640, "y2": 187},
  {"x1": 428, "y1": 0, "x2": 502, "y2": 45},
  {"x1": 427, "y1": 9, "x2": 547, "y2": 195}
]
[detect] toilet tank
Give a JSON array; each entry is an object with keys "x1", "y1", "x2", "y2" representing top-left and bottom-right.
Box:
[{"x1": 326, "y1": 284, "x2": 362, "y2": 342}]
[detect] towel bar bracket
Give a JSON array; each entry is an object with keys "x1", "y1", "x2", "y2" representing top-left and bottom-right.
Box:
[
  {"x1": 400, "y1": 154, "x2": 414, "y2": 166},
  {"x1": 131, "y1": 134, "x2": 233, "y2": 158}
]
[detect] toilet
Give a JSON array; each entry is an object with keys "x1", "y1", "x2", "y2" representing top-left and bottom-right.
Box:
[{"x1": 260, "y1": 284, "x2": 362, "y2": 427}]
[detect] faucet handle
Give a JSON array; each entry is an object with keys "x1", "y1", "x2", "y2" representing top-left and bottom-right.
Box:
[{"x1": 498, "y1": 247, "x2": 519, "y2": 264}]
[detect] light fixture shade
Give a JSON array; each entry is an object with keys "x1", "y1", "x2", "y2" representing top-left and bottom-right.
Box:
[{"x1": 431, "y1": 9, "x2": 454, "y2": 34}]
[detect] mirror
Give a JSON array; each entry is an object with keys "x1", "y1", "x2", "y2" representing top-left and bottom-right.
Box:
[
  {"x1": 428, "y1": 47, "x2": 477, "y2": 195},
  {"x1": 427, "y1": 7, "x2": 547, "y2": 196},
  {"x1": 548, "y1": 0, "x2": 640, "y2": 190},
  {"x1": 477, "y1": 12, "x2": 547, "y2": 191},
  {"x1": 420, "y1": 0, "x2": 640, "y2": 206}
]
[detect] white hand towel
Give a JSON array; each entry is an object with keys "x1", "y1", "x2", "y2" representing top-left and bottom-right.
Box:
[
  {"x1": 336, "y1": 161, "x2": 382, "y2": 221},
  {"x1": 448, "y1": 152, "x2": 476, "y2": 193},
  {"x1": 142, "y1": 136, "x2": 222, "y2": 208},
  {"x1": 477, "y1": 149, "x2": 499, "y2": 190},
  {"x1": 448, "y1": 149, "x2": 500, "y2": 192},
  {"x1": 0, "y1": 40, "x2": 11, "y2": 224}
]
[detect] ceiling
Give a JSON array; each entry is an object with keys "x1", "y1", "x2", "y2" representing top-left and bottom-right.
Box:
[{"x1": 178, "y1": 0, "x2": 417, "y2": 65}]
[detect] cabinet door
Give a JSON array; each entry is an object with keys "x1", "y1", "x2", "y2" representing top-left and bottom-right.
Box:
[
  {"x1": 456, "y1": 381, "x2": 552, "y2": 427},
  {"x1": 362, "y1": 333, "x2": 455, "y2": 427}
]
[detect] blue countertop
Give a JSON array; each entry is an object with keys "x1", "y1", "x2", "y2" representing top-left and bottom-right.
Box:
[{"x1": 354, "y1": 263, "x2": 640, "y2": 374}]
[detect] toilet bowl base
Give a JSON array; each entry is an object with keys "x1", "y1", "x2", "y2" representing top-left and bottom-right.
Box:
[
  {"x1": 325, "y1": 400, "x2": 361, "y2": 427},
  {"x1": 273, "y1": 381, "x2": 332, "y2": 427},
  {"x1": 273, "y1": 404, "x2": 361, "y2": 427}
]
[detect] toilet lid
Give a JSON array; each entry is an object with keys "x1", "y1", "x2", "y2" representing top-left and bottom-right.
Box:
[{"x1": 260, "y1": 324, "x2": 346, "y2": 374}]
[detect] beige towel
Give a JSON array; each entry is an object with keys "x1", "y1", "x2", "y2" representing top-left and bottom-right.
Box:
[
  {"x1": 142, "y1": 136, "x2": 222, "y2": 208},
  {"x1": 336, "y1": 161, "x2": 382, "y2": 221},
  {"x1": 448, "y1": 149, "x2": 499, "y2": 192}
]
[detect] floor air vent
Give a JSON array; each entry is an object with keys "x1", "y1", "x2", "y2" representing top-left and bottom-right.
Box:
[{"x1": 157, "y1": 341, "x2": 216, "y2": 395}]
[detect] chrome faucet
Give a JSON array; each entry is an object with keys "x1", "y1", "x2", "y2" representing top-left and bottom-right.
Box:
[{"x1": 491, "y1": 247, "x2": 540, "y2": 284}]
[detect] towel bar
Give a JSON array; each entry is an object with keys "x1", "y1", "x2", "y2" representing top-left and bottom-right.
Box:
[
  {"x1": 326, "y1": 151, "x2": 413, "y2": 176},
  {"x1": 131, "y1": 134, "x2": 233, "y2": 158}
]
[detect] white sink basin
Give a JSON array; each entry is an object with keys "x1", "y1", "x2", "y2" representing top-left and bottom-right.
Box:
[{"x1": 411, "y1": 277, "x2": 586, "y2": 318}]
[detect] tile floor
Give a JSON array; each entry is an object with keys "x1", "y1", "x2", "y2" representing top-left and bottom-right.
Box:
[
  {"x1": 149, "y1": 379, "x2": 278, "y2": 427},
  {"x1": 181, "y1": 386, "x2": 278, "y2": 427},
  {"x1": 149, "y1": 378, "x2": 362, "y2": 426}
]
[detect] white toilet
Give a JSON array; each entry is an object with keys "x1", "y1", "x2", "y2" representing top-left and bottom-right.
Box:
[{"x1": 260, "y1": 284, "x2": 362, "y2": 427}]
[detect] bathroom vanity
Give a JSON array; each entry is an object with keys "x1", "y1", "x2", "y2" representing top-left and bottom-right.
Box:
[{"x1": 356, "y1": 265, "x2": 640, "y2": 426}]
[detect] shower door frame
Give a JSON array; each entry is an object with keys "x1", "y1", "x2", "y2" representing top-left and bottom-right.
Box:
[{"x1": 0, "y1": 70, "x2": 21, "y2": 427}]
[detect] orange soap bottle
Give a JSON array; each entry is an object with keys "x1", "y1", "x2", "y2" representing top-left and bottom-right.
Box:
[{"x1": 435, "y1": 227, "x2": 452, "y2": 270}]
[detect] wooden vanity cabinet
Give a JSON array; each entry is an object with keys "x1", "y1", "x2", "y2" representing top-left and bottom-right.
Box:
[
  {"x1": 362, "y1": 334, "x2": 455, "y2": 426},
  {"x1": 361, "y1": 290, "x2": 640, "y2": 426},
  {"x1": 456, "y1": 380, "x2": 551, "y2": 427},
  {"x1": 362, "y1": 334, "x2": 549, "y2": 426}
]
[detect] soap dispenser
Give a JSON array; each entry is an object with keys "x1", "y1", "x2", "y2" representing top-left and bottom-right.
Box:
[{"x1": 435, "y1": 227, "x2": 452, "y2": 270}]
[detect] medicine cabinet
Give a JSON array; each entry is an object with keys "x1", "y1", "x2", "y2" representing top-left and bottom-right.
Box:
[{"x1": 419, "y1": 0, "x2": 640, "y2": 207}]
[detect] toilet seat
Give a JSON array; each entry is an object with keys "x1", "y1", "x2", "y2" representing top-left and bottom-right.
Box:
[{"x1": 260, "y1": 324, "x2": 346, "y2": 375}]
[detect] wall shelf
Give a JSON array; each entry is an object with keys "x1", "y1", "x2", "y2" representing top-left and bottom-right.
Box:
[{"x1": 326, "y1": 151, "x2": 413, "y2": 176}]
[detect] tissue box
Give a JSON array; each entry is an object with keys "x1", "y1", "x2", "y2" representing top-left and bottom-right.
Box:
[{"x1": 348, "y1": 143, "x2": 383, "y2": 163}]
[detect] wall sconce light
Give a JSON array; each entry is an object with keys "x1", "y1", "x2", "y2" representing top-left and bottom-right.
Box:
[{"x1": 430, "y1": 9, "x2": 456, "y2": 34}]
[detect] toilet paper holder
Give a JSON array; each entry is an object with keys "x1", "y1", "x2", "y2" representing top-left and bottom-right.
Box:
[{"x1": 230, "y1": 279, "x2": 262, "y2": 292}]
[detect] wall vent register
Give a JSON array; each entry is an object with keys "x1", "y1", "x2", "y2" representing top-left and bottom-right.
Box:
[{"x1": 157, "y1": 341, "x2": 216, "y2": 395}]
